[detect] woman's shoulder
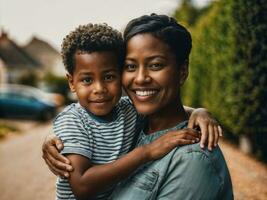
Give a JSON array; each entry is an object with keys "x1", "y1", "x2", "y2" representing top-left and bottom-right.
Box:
[
  {"x1": 175, "y1": 143, "x2": 220, "y2": 156},
  {"x1": 173, "y1": 143, "x2": 227, "y2": 170}
]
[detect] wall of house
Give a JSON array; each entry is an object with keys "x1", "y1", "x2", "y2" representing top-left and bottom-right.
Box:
[
  {"x1": 0, "y1": 59, "x2": 7, "y2": 84},
  {"x1": 50, "y1": 58, "x2": 65, "y2": 77}
]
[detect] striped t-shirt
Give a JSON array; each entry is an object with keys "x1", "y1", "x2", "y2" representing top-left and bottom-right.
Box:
[{"x1": 54, "y1": 96, "x2": 139, "y2": 200}]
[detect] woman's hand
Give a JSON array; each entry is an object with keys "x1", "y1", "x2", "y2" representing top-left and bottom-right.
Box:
[
  {"x1": 42, "y1": 134, "x2": 73, "y2": 178},
  {"x1": 144, "y1": 128, "x2": 200, "y2": 161},
  {"x1": 188, "y1": 108, "x2": 223, "y2": 151}
]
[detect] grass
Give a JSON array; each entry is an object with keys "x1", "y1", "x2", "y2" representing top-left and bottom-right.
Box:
[{"x1": 0, "y1": 123, "x2": 18, "y2": 139}]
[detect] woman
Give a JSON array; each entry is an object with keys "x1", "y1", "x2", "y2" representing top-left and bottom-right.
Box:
[
  {"x1": 110, "y1": 14, "x2": 233, "y2": 200},
  {"x1": 43, "y1": 14, "x2": 233, "y2": 199}
]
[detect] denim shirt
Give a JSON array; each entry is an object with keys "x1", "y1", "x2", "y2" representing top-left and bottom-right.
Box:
[{"x1": 110, "y1": 121, "x2": 233, "y2": 200}]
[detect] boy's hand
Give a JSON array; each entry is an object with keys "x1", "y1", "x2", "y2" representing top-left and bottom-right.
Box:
[
  {"x1": 144, "y1": 128, "x2": 200, "y2": 161},
  {"x1": 42, "y1": 134, "x2": 73, "y2": 178},
  {"x1": 188, "y1": 108, "x2": 223, "y2": 151}
]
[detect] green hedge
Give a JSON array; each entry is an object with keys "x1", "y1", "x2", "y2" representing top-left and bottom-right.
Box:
[
  {"x1": 43, "y1": 73, "x2": 69, "y2": 96},
  {"x1": 175, "y1": 0, "x2": 267, "y2": 159}
]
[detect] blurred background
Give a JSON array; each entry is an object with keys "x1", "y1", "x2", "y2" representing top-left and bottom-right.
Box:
[{"x1": 0, "y1": 0, "x2": 266, "y2": 199}]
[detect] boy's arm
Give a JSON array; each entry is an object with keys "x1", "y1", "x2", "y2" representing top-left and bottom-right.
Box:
[
  {"x1": 184, "y1": 106, "x2": 223, "y2": 150},
  {"x1": 57, "y1": 129, "x2": 200, "y2": 199},
  {"x1": 183, "y1": 105, "x2": 195, "y2": 116},
  {"x1": 67, "y1": 147, "x2": 146, "y2": 199}
]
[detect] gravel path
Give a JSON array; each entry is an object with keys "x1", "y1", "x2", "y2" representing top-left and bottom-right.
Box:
[
  {"x1": 220, "y1": 140, "x2": 267, "y2": 200},
  {"x1": 0, "y1": 122, "x2": 266, "y2": 200}
]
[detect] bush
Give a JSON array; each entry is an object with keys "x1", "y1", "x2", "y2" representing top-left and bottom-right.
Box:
[
  {"x1": 17, "y1": 71, "x2": 39, "y2": 87},
  {"x1": 175, "y1": 0, "x2": 267, "y2": 160},
  {"x1": 42, "y1": 73, "x2": 71, "y2": 103},
  {"x1": 0, "y1": 124, "x2": 17, "y2": 139}
]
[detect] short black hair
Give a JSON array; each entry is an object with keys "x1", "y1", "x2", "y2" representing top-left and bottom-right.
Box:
[
  {"x1": 61, "y1": 23, "x2": 124, "y2": 74},
  {"x1": 124, "y1": 13, "x2": 192, "y2": 65}
]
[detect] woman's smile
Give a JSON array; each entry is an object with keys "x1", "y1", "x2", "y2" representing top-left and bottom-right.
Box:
[
  {"x1": 122, "y1": 33, "x2": 185, "y2": 116},
  {"x1": 131, "y1": 89, "x2": 158, "y2": 101}
]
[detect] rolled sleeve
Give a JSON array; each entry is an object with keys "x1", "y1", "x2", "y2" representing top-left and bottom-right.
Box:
[{"x1": 53, "y1": 111, "x2": 92, "y2": 160}]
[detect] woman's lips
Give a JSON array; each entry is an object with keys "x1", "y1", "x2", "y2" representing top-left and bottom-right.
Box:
[
  {"x1": 135, "y1": 90, "x2": 157, "y2": 96},
  {"x1": 132, "y1": 89, "x2": 158, "y2": 101}
]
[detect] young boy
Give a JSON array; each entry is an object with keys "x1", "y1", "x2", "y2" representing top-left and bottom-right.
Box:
[{"x1": 54, "y1": 23, "x2": 217, "y2": 200}]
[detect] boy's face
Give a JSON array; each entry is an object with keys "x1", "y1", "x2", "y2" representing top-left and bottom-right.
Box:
[{"x1": 67, "y1": 51, "x2": 122, "y2": 118}]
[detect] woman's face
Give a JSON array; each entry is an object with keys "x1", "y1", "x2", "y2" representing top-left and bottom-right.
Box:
[{"x1": 122, "y1": 33, "x2": 188, "y2": 116}]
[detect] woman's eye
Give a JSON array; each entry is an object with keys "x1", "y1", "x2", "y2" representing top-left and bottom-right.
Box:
[
  {"x1": 149, "y1": 63, "x2": 164, "y2": 70},
  {"x1": 124, "y1": 64, "x2": 136, "y2": 71},
  {"x1": 82, "y1": 77, "x2": 92, "y2": 84}
]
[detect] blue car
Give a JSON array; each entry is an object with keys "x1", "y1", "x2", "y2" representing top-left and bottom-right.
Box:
[{"x1": 0, "y1": 84, "x2": 57, "y2": 120}]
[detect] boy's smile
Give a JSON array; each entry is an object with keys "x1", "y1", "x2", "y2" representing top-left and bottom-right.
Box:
[{"x1": 68, "y1": 51, "x2": 122, "y2": 119}]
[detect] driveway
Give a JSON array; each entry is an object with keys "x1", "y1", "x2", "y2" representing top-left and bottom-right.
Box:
[
  {"x1": 0, "y1": 121, "x2": 266, "y2": 200},
  {"x1": 0, "y1": 120, "x2": 56, "y2": 200}
]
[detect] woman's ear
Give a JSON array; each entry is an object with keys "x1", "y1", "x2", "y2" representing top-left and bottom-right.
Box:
[
  {"x1": 66, "y1": 73, "x2": 75, "y2": 92},
  {"x1": 179, "y1": 62, "x2": 189, "y2": 86}
]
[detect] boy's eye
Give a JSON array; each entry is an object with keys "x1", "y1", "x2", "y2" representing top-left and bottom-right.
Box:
[
  {"x1": 104, "y1": 74, "x2": 116, "y2": 81},
  {"x1": 124, "y1": 63, "x2": 136, "y2": 72},
  {"x1": 82, "y1": 77, "x2": 93, "y2": 84},
  {"x1": 149, "y1": 63, "x2": 164, "y2": 70}
]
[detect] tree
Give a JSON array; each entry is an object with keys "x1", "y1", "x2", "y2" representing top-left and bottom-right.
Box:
[
  {"x1": 177, "y1": 0, "x2": 267, "y2": 159},
  {"x1": 173, "y1": 0, "x2": 213, "y2": 27},
  {"x1": 228, "y1": 0, "x2": 267, "y2": 157}
]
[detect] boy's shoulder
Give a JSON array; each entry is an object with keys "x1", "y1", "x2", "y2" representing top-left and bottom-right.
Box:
[
  {"x1": 117, "y1": 96, "x2": 134, "y2": 109},
  {"x1": 54, "y1": 103, "x2": 87, "y2": 122}
]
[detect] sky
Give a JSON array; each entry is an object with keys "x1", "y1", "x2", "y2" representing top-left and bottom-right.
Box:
[{"x1": 0, "y1": 0, "x2": 211, "y2": 50}]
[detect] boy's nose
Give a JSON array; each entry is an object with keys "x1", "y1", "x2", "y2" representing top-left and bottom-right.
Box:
[{"x1": 93, "y1": 81, "x2": 107, "y2": 94}]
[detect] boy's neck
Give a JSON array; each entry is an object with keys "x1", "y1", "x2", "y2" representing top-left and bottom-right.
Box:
[{"x1": 79, "y1": 103, "x2": 116, "y2": 123}]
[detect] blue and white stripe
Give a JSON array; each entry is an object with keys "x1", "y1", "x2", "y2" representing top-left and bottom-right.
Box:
[{"x1": 54, "y1": 97, "x2": 138, "y2": 200}]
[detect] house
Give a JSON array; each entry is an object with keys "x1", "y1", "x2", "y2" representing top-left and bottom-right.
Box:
[
  {"x1": 24, "y1": 37, "x2": 65, "y2": 77},
  {"x1": 0, "y1": 59, "x2": 7, "y2": 83},
  {"x1": 0, "y1": 30, "x2": 42, "y2": 84}
]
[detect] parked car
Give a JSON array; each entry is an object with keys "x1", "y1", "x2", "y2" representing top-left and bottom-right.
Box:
[{"x1": 0, "y1": 84, "x2": 58, "y2": 121}]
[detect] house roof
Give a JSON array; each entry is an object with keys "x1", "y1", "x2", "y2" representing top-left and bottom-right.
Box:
[
  {"x1": 0, "y1": 31, "x2": 41, "y2": 69},
  {"x1": 23, "y1": 37, "x2": 61, "y2": 68}
]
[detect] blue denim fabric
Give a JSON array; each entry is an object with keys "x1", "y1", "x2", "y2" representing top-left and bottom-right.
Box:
[{"x1": 110, "y1": 121, "x2": 233, "y2": 200}]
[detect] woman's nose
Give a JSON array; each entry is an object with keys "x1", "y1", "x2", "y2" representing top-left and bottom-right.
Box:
[{"x1": 134, "y1": 68, "x2": 151, "y2": 85}]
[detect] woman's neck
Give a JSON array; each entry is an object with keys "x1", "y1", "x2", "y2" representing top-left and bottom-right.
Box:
[{"x1": 146, "y1": 100, "x2": 189, "y2": 134}]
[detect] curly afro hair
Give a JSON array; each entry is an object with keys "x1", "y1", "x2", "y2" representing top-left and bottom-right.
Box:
[{"x1": 61, "y1": 23, "x2": 124, "y2": 74}]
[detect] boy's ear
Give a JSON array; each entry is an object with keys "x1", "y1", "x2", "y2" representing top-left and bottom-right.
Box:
[
  {"x1": 179, "y1": 62, "x2": 189, "y2": 86},
  {"x1": 66, "y1": 73, "x2": 75, "y2": 92}
]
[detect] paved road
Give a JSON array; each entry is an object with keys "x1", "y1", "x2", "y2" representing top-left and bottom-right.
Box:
[
  {"x1": 0, "y1": 121, "x2": 56, "y2": 200},
  {"x1": 0, "y1": 122, "x2": 266, "y2": 200},
  {"x1": 220, "y1": 140, "x2": 267, "y2": 200}
]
